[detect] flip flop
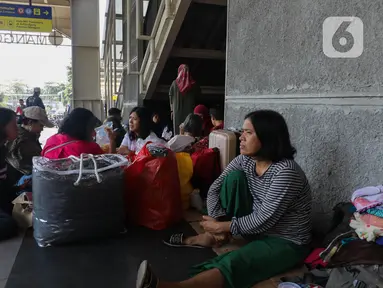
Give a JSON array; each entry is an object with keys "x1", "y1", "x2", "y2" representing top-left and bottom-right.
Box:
[{"x1": 162, "y1": 233, "x2": 206, "y2": 249}]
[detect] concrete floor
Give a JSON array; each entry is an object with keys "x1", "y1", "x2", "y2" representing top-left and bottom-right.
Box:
[
  {"x1": 0, "y1": 130, "x2": 304, "y2": 288},
  {"x1": 0, "y1": 232, "x2": 24, "y2": 288}
]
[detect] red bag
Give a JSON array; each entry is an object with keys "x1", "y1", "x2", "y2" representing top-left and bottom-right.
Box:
[
  {"x1": 124, "y1": 143, "x2": 182, "y2": 230},
  {"x1": 191, "y1": 148, "x2": 221, "y2": 199}
]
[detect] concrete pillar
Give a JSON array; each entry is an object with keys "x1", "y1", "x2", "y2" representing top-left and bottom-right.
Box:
[
  {"x1": 225, "y1": 0, "x2": 383, "y2": 230},
  {"x1": 122, "y1": 0, "x2": 140, "y2": 121},
  {"x1": 71, "y1": 0, "x2": 103, "y2": 120}
]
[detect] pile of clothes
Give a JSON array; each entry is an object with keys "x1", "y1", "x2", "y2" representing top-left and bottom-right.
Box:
[
  {"x1": 350, "y1": 185, "x2": 383, "y2": 245},
  {"x1": 278, "y1": 187, "x2": 383, "y2": 287},
  {"x1": 310, "y1": 187, "x2": 383, "y2": 288}
]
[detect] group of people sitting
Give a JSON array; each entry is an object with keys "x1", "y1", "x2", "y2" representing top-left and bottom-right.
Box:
[
  {"x1": 0, "y1": 102, "x2": 313, "y2": 288},
  {"x1": 0, "y1": 103, "x2": 224, "y2": 236}
]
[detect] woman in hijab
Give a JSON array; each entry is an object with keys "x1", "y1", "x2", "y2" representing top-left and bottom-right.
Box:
[
  {"x1": 194, "y1": 104, "x2": 214, "y2": 137},
  {"x1": 169, "y1": 64, "x2": 201, "y2": 135}
]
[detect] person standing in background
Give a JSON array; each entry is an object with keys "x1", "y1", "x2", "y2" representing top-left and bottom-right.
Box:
[
  {"x1": 26, "y1": 87, "x2": 45, "y2": 110},
  {"x1": 169, "y1": 64, "x2": 201, "y2": 135},
  {"x1": 15, "y1": 99, "x2": 26, "y2": 115}
]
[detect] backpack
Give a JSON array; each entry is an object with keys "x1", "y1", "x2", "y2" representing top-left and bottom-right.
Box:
[{"x1": 26, "y1": 95, "x2": 44, "y2": 109}]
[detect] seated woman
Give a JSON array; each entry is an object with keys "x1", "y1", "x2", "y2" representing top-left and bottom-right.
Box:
[
  {"x1": 6, "y1": 106, "x2": 54, "y2": 185},
  {"x1": 136, "y1": 110, "x2": 312, "y2": 288},
  {"x1": 179, "y1": 113, "x2": 209, "y2": 153},
  {"x1": 42, "y1": 108, "x2": 115, "y2": 159},
  {"x1": 0, "y1": 108, "x2": 19, "y2": 241},
  {"x1": 210, "y1": 107, "x2": 224, "y2": 131},
  {"x1": 118, "y1": 106, "x2": 166, "y2": 155},
  {"x1": 194, "y1": 105, "x2": 213, "y2": 137},
  {"x1": 169, "y1": 113, "x2": 204, "y2": 153},
  {"x1": 152, "y1": 111, "x2": 173, "y2": 141}
]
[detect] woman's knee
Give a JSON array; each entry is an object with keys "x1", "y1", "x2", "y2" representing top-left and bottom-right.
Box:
[{"x1": 225, "y1": 170, "x2": 246, "y2": 182}]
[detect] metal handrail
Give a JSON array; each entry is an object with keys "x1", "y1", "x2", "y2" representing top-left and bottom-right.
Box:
[
  {"x1": 123, "y1": 0, "x2": 173, "y2": 95},
  {"x1": 139, "y1": 0, "x2": 173, "y2": 93}
]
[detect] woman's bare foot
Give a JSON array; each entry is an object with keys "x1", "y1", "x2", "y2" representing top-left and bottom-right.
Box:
[
  {"x1": 184, "y1": 232, "x2": 230, "y2": 248},
  {"x1": 183, "y1": 232, "x2": 217, "y2": 247},
  {"x1": 164, "y1": 232, "x2": 231, "y2": 249}
]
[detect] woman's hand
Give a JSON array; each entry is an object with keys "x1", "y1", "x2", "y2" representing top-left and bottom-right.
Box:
[
  {"x1": 105, "y1": 127, "x2": 117, "y2": 141},
  {"x1": 117, "y1": 145, "x2": 131, "y2": 155},
  {"x1": 104, "y1": 127, "x2": 117, "y2": 153},
  {"x1": 200, "y1": 216, "x2": 232, "y2": 234},
  {"x1": 179, "y1": 123, "x2": 185, "y2": 135}
]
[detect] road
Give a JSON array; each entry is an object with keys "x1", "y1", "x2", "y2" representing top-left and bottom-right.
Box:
[{"x1": 40, "y1": 127, "x2": 58, "y2": 147}]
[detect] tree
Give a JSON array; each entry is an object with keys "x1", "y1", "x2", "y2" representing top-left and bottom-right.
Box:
[
  {"x1": 9, "y1": 80, "x2": 30, "y2": 95},
  {"x1": 63, "y1": 63, "x2": 72, "y2": 105},
  {"x1": 0, "y1": 92, "x2": 9, "y2": 107},
  {"x1": 43, "y1": 82, "x2": 66, "y2": 95}
]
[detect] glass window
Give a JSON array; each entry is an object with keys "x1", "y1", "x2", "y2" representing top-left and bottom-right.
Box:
[
  {"x1": 112, "y1": 44, "x2": 123, "y2": 60},
  {"x1": 115, "y1": 0, "x2": 122, "y2": 14},
  {"x1": 143, "y1": 0, "x2": 149, "y2": 17},
  {"x1": 115, "y1": 19, "x2": 123, "y2": 41}
]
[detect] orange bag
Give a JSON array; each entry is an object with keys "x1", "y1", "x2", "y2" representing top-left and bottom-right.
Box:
[{"x1": 124, "y1": 143, "x2": 182, "y2": 230}]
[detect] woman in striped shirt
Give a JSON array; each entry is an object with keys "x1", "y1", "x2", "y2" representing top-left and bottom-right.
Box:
[
  {"x1": 137, "y1": 110, "x2": 312, "y2": 288},
  {"x1": 0, "y1": 108, "x2": 18, "y2": 241}
]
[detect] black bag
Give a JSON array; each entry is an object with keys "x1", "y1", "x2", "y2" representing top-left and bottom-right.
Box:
[
  {"x1": 326, "y1": 265, "x2": 383, "y2": 288},
  {"x1": 322, "y1": 202, "x2": 356, "y2": 247},
  {"x1": 32, "y1": 154, "x2": 130, "y2": 247}
]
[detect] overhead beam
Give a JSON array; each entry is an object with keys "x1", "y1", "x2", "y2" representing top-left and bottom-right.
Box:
[
  {"x1": 102, "y1": 40, "x2": 124, "y2": 45},
  {"x1": 170, "y1": 48, "x2": 226, "y2": 60},
  {"x1": 104, "y1": 13, "x2": 123, "y2": 19},
  {"x1": 101, "y1": 68, "x2": 124, "y2": 73},
  {"x1": 192, "y1": 0, "x2": 227, "y2": 6},
  {"x1": 1, "y1": 0, "x2": 70, "y2": 7},
  {"x1": 156, "y1": 85, "x2": 224, "y2": 94}
]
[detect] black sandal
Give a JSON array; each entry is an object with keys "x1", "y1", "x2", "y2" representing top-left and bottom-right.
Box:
[
  {"x1": 136, "y1": 260, "x2": 159, "y2": 288},
  {"x1": 162, "y1": 233, "x2": 206, "y2": 249}
]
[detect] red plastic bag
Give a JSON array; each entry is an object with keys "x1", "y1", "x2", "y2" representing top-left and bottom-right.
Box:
[
  {"x1": 191, "y1": 148, "x2": 221, "y2": 199},
  {"x1": 124, "y1": 143, "x2": 182, "y2": 230}
]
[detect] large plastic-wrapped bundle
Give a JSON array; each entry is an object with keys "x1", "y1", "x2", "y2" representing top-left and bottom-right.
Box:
[{"x1": 32, "y1": 154, "x2": 129, "y2": 247}]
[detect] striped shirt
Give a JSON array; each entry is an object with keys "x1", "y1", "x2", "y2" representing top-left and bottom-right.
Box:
[{"x1": 207, "y1": 155, "x2": 312, "y2": 245}]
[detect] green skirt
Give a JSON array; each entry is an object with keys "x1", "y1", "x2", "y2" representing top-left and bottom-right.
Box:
[{"x1": 190, "y1": 170, "x2": 309, "y2": 288}]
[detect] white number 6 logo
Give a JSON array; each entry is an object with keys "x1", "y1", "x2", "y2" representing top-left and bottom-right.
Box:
[{"x1": 323, "y1": 17, "x2": 364, "y2": 58}]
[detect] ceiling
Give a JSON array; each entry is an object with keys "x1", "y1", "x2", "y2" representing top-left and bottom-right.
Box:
[{"x1": 0, "y1": 0, "x2": 71, "y2": 37}]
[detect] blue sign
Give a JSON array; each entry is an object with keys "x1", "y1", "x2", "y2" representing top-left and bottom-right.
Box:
[
  {"x1": 0, "y1": 3, "x2": 52, "y2": 33},
  {"x1": 0, "y1": 3, "x2": 52, "y2": 20}
]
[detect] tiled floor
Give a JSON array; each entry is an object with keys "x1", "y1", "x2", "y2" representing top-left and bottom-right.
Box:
[{"x1": 0, "y1": 231, "x2": 25, "y2": 288}]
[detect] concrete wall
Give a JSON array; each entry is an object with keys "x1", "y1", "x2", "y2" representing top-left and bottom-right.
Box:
[{"x1": 225, "y1": 0, "x2": 383, "y2": 230}]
